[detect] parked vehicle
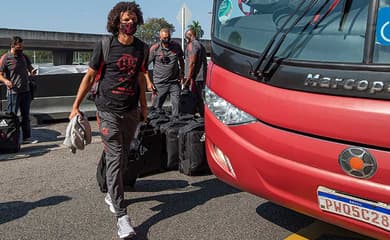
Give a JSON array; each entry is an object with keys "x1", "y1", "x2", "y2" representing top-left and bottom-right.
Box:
[
  {"x1": 0, "y1": 67, "x2": 158, "y2": 123},
  {"x1": 205, "y1": 1, "x2": 389, "y2": 239}
]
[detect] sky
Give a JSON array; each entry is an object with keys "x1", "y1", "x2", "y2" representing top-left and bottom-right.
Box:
[{"x1": 1, "y1": 0, "x2": 213, "y2": 39}]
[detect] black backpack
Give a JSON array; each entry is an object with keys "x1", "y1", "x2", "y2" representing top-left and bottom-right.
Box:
[
  {"x1": 178, "y1": 119, "x2": 209, "y2": 175},
  {"x1": 0, "y1": 112, "x2": 20, "y2": 153},
  {"x1": 179, "y1": 88, "x2": 197, "y2": 115},
  {"x1": 96, "y1": 150, "x2": 137, "y2": 193}
]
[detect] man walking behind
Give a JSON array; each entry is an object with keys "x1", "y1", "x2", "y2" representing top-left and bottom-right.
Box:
[
  {"x1": 149, "y1": 28, "x2": 185, "y2": 116},
  {"x1": 0, "y1": 36, "x2": 37, "y2": 144},
  {"x1": 69, "y1": 1, "x2": 148, "y2": 238},
  {"x1": 184, "y1": 29, "x2": 207, "y2": 116}
]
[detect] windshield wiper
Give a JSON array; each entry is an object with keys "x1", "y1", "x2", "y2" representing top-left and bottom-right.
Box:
[
  {"x1": 251, "y1": 0, "x2": 318, "y2": 79},
  {"x1": 339, "y1": 0, "x2": 352, "y2": 31},
  {"x1": 251, "y1": 0, "x2": 310, "y2": 79},
  {"x1": 253, "y1": 0, "x2": 343, "y2": 80}
]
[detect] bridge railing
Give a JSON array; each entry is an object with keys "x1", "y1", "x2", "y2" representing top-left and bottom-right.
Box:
[{"x1": 0, "y1": 71, "x2": 165, "y2": 124}]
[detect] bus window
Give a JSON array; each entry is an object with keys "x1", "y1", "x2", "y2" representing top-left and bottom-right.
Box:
[
  {"x1": 374, "y1": 0, "x2": 390, "y2": 63},
  {"x1": 214, "y1": 0, "x2": 369, "y2": 63}
]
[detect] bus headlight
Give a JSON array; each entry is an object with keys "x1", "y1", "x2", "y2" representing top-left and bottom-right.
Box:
[{"x1": 205, "y1": 86, "x2": 256, "y2": 125}]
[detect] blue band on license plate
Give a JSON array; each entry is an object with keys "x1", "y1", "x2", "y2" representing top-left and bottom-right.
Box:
[
  {"x1": 318, "y1": 191, "x2": 390, "y2": 215},
  {"x1": 317, "y1": 186, "x2": 390, "y2": 232}
]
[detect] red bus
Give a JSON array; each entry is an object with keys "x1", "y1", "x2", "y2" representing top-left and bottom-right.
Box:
[{"x1": 205, "y1": 1, "x2": 390, "y2": 239}]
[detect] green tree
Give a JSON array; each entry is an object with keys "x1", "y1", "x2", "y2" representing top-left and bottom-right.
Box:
[
  {"x1": 187, "y1": 20, "x2": 204, "y2": 39},
  {"x1": 136, "y1": 17, "x2": 175, "y2": 45},
  {"x1": 24, "y1": 50, "x2": 53, "y2": 64}
]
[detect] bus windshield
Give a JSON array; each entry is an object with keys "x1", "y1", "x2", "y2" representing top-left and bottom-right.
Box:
[{"x1": 213, "y1": 0, "x2": 389, "y2": 63}]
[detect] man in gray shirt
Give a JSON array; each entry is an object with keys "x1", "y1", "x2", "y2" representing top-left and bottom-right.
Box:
[
  {"x1": 149, "y1": 28, "x2": 185, "y2": 116},
  {"x1": 0, "y1": 36, "x2": 37, "y2": 144},
  {"x1": 184, "y1": 29, "x2": 207, "y2": 116}
]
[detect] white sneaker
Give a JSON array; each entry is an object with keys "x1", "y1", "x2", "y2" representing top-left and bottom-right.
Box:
[
  {"x1": 117, "y1": 215, "x2": 136, "y2": 239},
  {"x1": 104, "y1": 193, "x2": 115, "y2": 214}
]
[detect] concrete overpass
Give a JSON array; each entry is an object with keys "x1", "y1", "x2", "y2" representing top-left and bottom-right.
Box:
[
  {"x1": 0, "y1": 28, "x2": 107, "y2": 65},
  {"x1": 0, "y1": 28, "x2": 211, "y2": 65},
  {"x1": 0, "y1": 28, "x2": 211, "y2": 123}
]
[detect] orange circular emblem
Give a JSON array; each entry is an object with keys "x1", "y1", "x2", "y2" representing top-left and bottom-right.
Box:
[
  {"x1": 338, "y1": 147, "x2": 377, "y2": 179},
  {"x1": 349, "y1": 157, "x2": 364, "y2": 171}
]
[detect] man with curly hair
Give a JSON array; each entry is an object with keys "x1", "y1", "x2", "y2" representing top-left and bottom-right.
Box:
[{"x1": 69, "y1": 2, "x2": 148, "y2": 238}]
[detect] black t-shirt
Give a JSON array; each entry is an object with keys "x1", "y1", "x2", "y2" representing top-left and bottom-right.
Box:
[
  {"x1": 89, "y1": 36, "x2": 149, "y2": 113},
  {"x1": 185, "y1": 39, "x2": 207, "y2": 82}
]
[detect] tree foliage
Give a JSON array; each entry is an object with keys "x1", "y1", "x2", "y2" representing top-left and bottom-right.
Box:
[
  {"x1": 136, "y1": 17, "x2": 175, "y2": 45},
  {"x1": 24, "y1": 50, "x2": 53, "y2": 64},
  {"x1": 187, "y1": 20, "x2": 204, "y2": 39}
]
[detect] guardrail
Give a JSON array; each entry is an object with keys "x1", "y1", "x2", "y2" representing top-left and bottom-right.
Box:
[{"x1": 0, "y1": 72, "x2": 167, "y2": 124}]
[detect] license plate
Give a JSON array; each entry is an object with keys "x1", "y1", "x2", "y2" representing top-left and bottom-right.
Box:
[{"x1": 317, "y1": 186, "x2": 390, "y2": 232}]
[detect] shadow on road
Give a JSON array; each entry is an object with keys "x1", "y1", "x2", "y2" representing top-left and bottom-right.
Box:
[
  {"x1": 125, "y1": 178, "x2": 241, "y2": 240},
  {"x1": 31, "y1": 127, "x2": 63, "y2": 143},
  {"x1": 257, "y1": 202, "x2": 373, "y2": 240},
  {"x1": 130, "y1": 179, "x2": 190, "y2": 192},
  {"x1": 257, "y1": 203, "x2": 374, "y2": 240},
  {"x1": 256, "y1": 202, "x2": 315, "y2": 233},
  {"x1": 0, "y1": 127, "x2": 62, "y2": 161},
  {"x1": 0, "y1": 144, "x2": 58, "y2": 162},
  {"x1": 31, "y1": 127, "x2": 100, "y2": 143},
  {"x1": 0, "y1": 126, "x2": 100, "y2": 161},
  {"x1": 0, "y1": 195, "x2": 72, "y2": 225}
]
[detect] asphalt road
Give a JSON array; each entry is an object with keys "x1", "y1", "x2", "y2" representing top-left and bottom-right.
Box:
[{"x1": 0, "y1": 121, "x2": 375, "y2": 240}]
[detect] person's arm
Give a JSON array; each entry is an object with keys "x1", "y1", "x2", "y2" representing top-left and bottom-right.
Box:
[
  {"x1": 145, "y1": 45, "x2": 153, "y2": 91},
  {"x1": 179, "y1": 57, "x2": 185, "y2": 82},
  {"x1": 138, "y1": 44, "x2": 150, "y2": 121},
  {"x1": 144, "y1": 70, "x2": 153, "y2": 91},
  {"x1": 144, "y1": 70, "x2": 158, "y2": 95},
  {"x1": 185, "y1": 53, "x2": 197, "y2": 87},
  {"x1": 148, "y1": 44, "x2": 157, "y2": 66},
  {"x1": 69, "y1": 40, "x2": 102, "y2": 119},
  {"x1": 27, "y1": 65, "x2": 36, "y2": 76},
  {"x1": 0, "y1": 73, "x2": 12, "y2": 89},
  {"x1": 25, "y1": 55, "x2": 36, "y2": 76},
  {"x1": 175, "y1": 44, "x2": 185, "y2": 85},
  {"x1": 68, "y1": 67, "x2": 97, "y2": 119},
  {"x1": 0, "y1": 72, "x2": 12, "y2": 89},
  {"x1": 146, "y1": 45, "x2": 158, "y2": 94},
  {"x1": 138, "y1": 72, "x2": 147, "y2": 122},
  {"x1": 0, "y1": 58, "x2": 12, "y2": 89}
]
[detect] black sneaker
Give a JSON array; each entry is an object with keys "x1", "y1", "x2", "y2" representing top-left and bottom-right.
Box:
[{"x1": 22, "y1": 138, "x2": 39, "y2": 144}]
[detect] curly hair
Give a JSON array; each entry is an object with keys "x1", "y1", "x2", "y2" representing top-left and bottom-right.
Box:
[{"x1": 106, "y1": 1, "x2": 144, "y2": 35}]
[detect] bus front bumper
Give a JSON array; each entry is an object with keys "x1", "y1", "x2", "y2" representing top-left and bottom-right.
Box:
[{"x1": 205, "y1": 108, "x2": 390, "y2": 240}]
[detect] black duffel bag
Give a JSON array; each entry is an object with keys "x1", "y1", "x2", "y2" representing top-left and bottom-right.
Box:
[{"x1": 0, "y1": 111, "x2": 20, "y2": 153}]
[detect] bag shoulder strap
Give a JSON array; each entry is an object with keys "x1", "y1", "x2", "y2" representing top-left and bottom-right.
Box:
[
  {"x1": 94, "y1": 36, "x2": 113, "y2": 81},
  {"x1": 22, "y1": 53, "x2": 28, "y2": 65},
  {"x1": 101, "y1": 35, "x2": 113, "y2": 63}
]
